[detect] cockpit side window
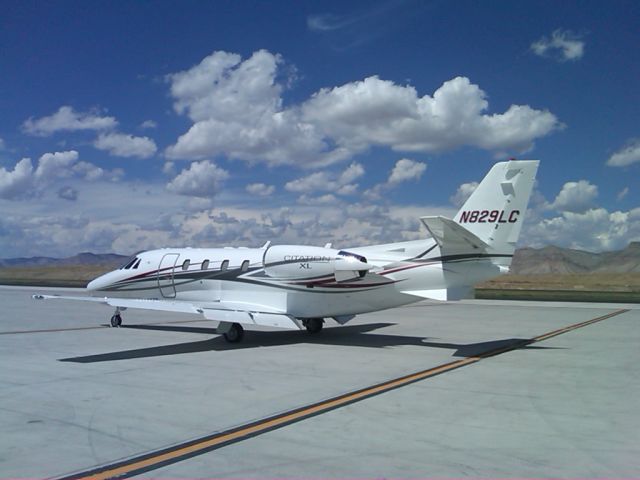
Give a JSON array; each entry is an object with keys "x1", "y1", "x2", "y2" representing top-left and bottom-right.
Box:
[
  {"x1": 119, "y1": 251, "x2": 145, "y2": 270},
  {"x1": 122, "y1": 257, "x2": 138, "y2": 270}
]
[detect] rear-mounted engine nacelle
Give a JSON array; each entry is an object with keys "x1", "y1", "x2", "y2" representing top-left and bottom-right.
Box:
[{"x1": 263, "y1": 245, "x2": 371, "y2": 283}]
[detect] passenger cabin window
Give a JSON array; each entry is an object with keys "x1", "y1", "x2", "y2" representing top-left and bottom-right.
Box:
[
  {"x1": 202, "y1": 259, "x2": 210, "y2": 270},
  {"x1": 241, "y1": 260, "x2": 249, "y2": 272},
  {"x1": 221, "y1": 260, "x2": 229, "y2": 271},
  {"x1": 182, "y1": 259, "x2": 190, "y2": 271}
]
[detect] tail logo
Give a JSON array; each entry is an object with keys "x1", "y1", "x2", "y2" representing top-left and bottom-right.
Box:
[{"x1": 459, "y1": 209, "x2": 520, "y2": 224}]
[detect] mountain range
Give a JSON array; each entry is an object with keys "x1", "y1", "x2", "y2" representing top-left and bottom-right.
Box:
[
  {"x1": 510, "y1": 242, "x2": 640, "y2": 274},
  {"x1": 0, "y1": 252, "x2": 127, "y2": 268},
  {"x1": 1, "y1": 243, "x2": 639, "y2": 274}
]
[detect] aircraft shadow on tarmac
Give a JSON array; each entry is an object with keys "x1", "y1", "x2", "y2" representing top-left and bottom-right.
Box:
[{"x1": 59, "y1": 322, "x2": 560, "y2": 363}]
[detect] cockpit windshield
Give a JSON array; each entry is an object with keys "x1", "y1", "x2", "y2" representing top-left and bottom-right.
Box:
[{"x1": 119, "y1": 256, "x2": 142, "y2": 270}]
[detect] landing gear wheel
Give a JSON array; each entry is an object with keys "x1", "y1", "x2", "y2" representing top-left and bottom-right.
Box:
[
  {"x1": 110, "y1": 314, "x2": 122, "y2": 328},
  {"x1": 304, "y1": 318, "x2": 324, "y2": 334},
  {"x1": 223, "y1": 323, "x2": 244, "y2": 343}
]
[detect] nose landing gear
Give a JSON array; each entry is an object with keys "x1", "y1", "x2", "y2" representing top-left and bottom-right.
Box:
[{"x1": 302, "y1": 318, "x2": 324, "y2": 334}]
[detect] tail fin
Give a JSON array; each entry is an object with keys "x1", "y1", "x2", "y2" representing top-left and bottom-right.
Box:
[{"x1": 452, "y1": 160, "x2": 539, "y2": 250}]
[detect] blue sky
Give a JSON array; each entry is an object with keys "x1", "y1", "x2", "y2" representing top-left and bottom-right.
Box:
[{"x1": 1, "y1": 0, "x2": 639, "y2": 257}]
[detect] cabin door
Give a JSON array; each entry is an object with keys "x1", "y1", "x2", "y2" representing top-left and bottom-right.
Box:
[{"x1": 158, "y1": 253, "x2": 179, "y2": 298}]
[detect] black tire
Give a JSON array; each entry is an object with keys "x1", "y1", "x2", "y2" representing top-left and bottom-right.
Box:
[
  {"x1": 223, "y1": 323, "x2": 244, "y2": 343},
  {"x1": 110, "y1": 314, "x2": 122, "y2": 328},
  {"x1": 305, "y1": 318, "x2": 324, "y2": 334}
]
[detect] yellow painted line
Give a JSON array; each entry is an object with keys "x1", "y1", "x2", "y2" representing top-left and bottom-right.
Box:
[{"x1": 58, "y1": 308, "x2": 630, "y2": 480}]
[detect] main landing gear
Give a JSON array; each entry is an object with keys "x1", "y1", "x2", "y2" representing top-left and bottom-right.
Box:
[
  {"x1": 303, "y1": 318, "x2": 324, "y2": 334},
  {"x1": 221, "y1": 322, "x2": 245, "y2": 343},
  {"x1": 110, "y1": 308, "x2": 123, "y2": 327}
]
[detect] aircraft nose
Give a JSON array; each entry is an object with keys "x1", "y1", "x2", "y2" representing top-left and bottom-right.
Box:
[{"x1": 87, "y1": 273, "x2": 111, "y2": 291}]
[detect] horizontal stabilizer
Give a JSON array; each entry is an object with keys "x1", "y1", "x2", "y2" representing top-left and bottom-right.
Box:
[{"x1": 420, "y1": 216, "x2": 489, "y2": 251}]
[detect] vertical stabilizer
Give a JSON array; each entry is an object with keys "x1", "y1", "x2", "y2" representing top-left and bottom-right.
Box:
[{"x1": 454, "y1": 160, "x2": 539, "y2": 250}]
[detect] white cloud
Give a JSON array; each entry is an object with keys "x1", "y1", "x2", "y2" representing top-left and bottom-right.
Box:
[
  {"x1": 450, "y1": 181, "x2": 479, "y2": 207},
  {"x1": 388, "y1": 158, "x2": 426, "y2": 184},
  {"x1": 0, "y1": 158, "x2": 34, "y2": 199},
  {"x1": 94, "y1": 132, "x2": 157, "y2": 159},
  {"x1": 165, "y1": 50, "x2": 344, "y2": 167},
  {"x1": 525, "y1": 208, "x2": 639, "y2": 251},
  {"x1": 285, "y1": 162, "x2": 364, "y2": 196},
  {"x1": 303, "y1": 75, "x2": 562, "y2": 155},
  {"x1": 297, "y1": 193, "x2": 340, "y2": 205},
  {"x1": 140, "y1": 120, "x2": 158, "y2": 129},
  {"x1": 549, "y1": 180, "x2": 598, "y2": 213},
  {"x1": 0, "y1": 150, "x2": 120, "y2": 200},
  {"x1": 22, "y1": 106, "x2": 117, "y2": 136},
  {"x1": 338, "y1": 162, "x2": 365, "y2": 184},
  {"x1": 285, "y1": 171, "x2": 333, "y2": 193},
  {"x1": 166, "y1": 50, "x2": 561, "y2": 167},
  {"x1": 57, "y1": 186, "x2": 78, "y2": 201},
  {"x1": 0, "y1": 137, "x2": 5, "y2": 150},
  {"x1": 166, "y1": 160, "x2": 229, "y2": 197},
  {"x1": 607, "y1": 139, "x2": 640, "y2": 167},
  {"x1": 83, "y1": 162, "x2": 123, "y2": 182},
  {"x1": 617, "y1": 187, "x2": 629, "y2": 201},
  {"x1": 246, "y1": 183, "x2": 275, "y2": 196},
  {"x1": 531, "y1": 29, "x2": 585, "y2": 62},
  {"x1": 34, "y1": 150, "x2": 79, "y2": 180},
  {"x1": 365, "y1": 158, "x2": 426, "y2": 199}
]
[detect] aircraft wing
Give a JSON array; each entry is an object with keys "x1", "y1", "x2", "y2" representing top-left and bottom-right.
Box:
[{"x1": 33, "y1": 294, "x2": 303, "y2": 330}]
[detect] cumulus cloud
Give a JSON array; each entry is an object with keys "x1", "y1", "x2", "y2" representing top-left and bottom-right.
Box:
[
  {"x1": 0, "y1": 158, "x2": 34, "y2": 199},
  {"x1": 617, "y1": 187, "x2": 629, "y2": 201},
  {"x1": 285, "y1": 162, "x2": 364, "y2": 196},
  {"x1": 388, "y1": 158, "x2": 426, "y2": 184},
  {"x1": 302, "y1": 75, "x2": 562, "y2": 155},
  {"x1": 34, "y1": 150, "x2": 79, "y2": 180},
  {"x1": 57, "y1": 186, "x2": 78, "y2": 201},
  {"x1": 365, "y1": 158, "x2": 426, "y2": 199},
  {"x1": 22, "y1": 106, "x2": 117, "y2": 136},
  {"x1": 297, "y1": 193, "x2": 340, "y2": 205},
  {"x1": 246, "y1": 183, "x2": 275, "y2": 196},
  {"x1": 165, "y1": 50, "x2": 344, "y2": 167},
  {"x1": 140, "y1": 120, "x2": 158, "y2": 129},
  {"x1": 0, "y1": 150, "x2": 120, "y2": 200},
  {"x1": 166, "y1": 160, "x2": 229, "y2": 197},
  {"x1": 525, "y1": 207, "x2": 639, "y2": 251},
  {"x1": 549, "y1": 180, "x2": 598, "y2": 213},
  {"x1": 531, "y1": 29, "x2": 585, "y2": 62},
  {"x1": 94, "y1": 132, "x2": 157, "y2": 159},
  {"x1": 165, "y1": 50, "x2": 561, "y2": 167},
  {"x1": 607, "y1": 139, "x2": 640, "y2": 167},
  {"x1": 450, "y1": 181, "x2": 479, "y2": 207}
]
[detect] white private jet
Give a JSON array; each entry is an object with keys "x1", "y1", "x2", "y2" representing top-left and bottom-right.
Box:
[{"x1": 34, "y1": 160, "x2": 538, "y2": 343}]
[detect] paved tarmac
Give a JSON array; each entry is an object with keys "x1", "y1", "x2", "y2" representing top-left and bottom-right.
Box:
[{"x1": 0, "y1": 285, "x2": 638, "y2": 478}]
